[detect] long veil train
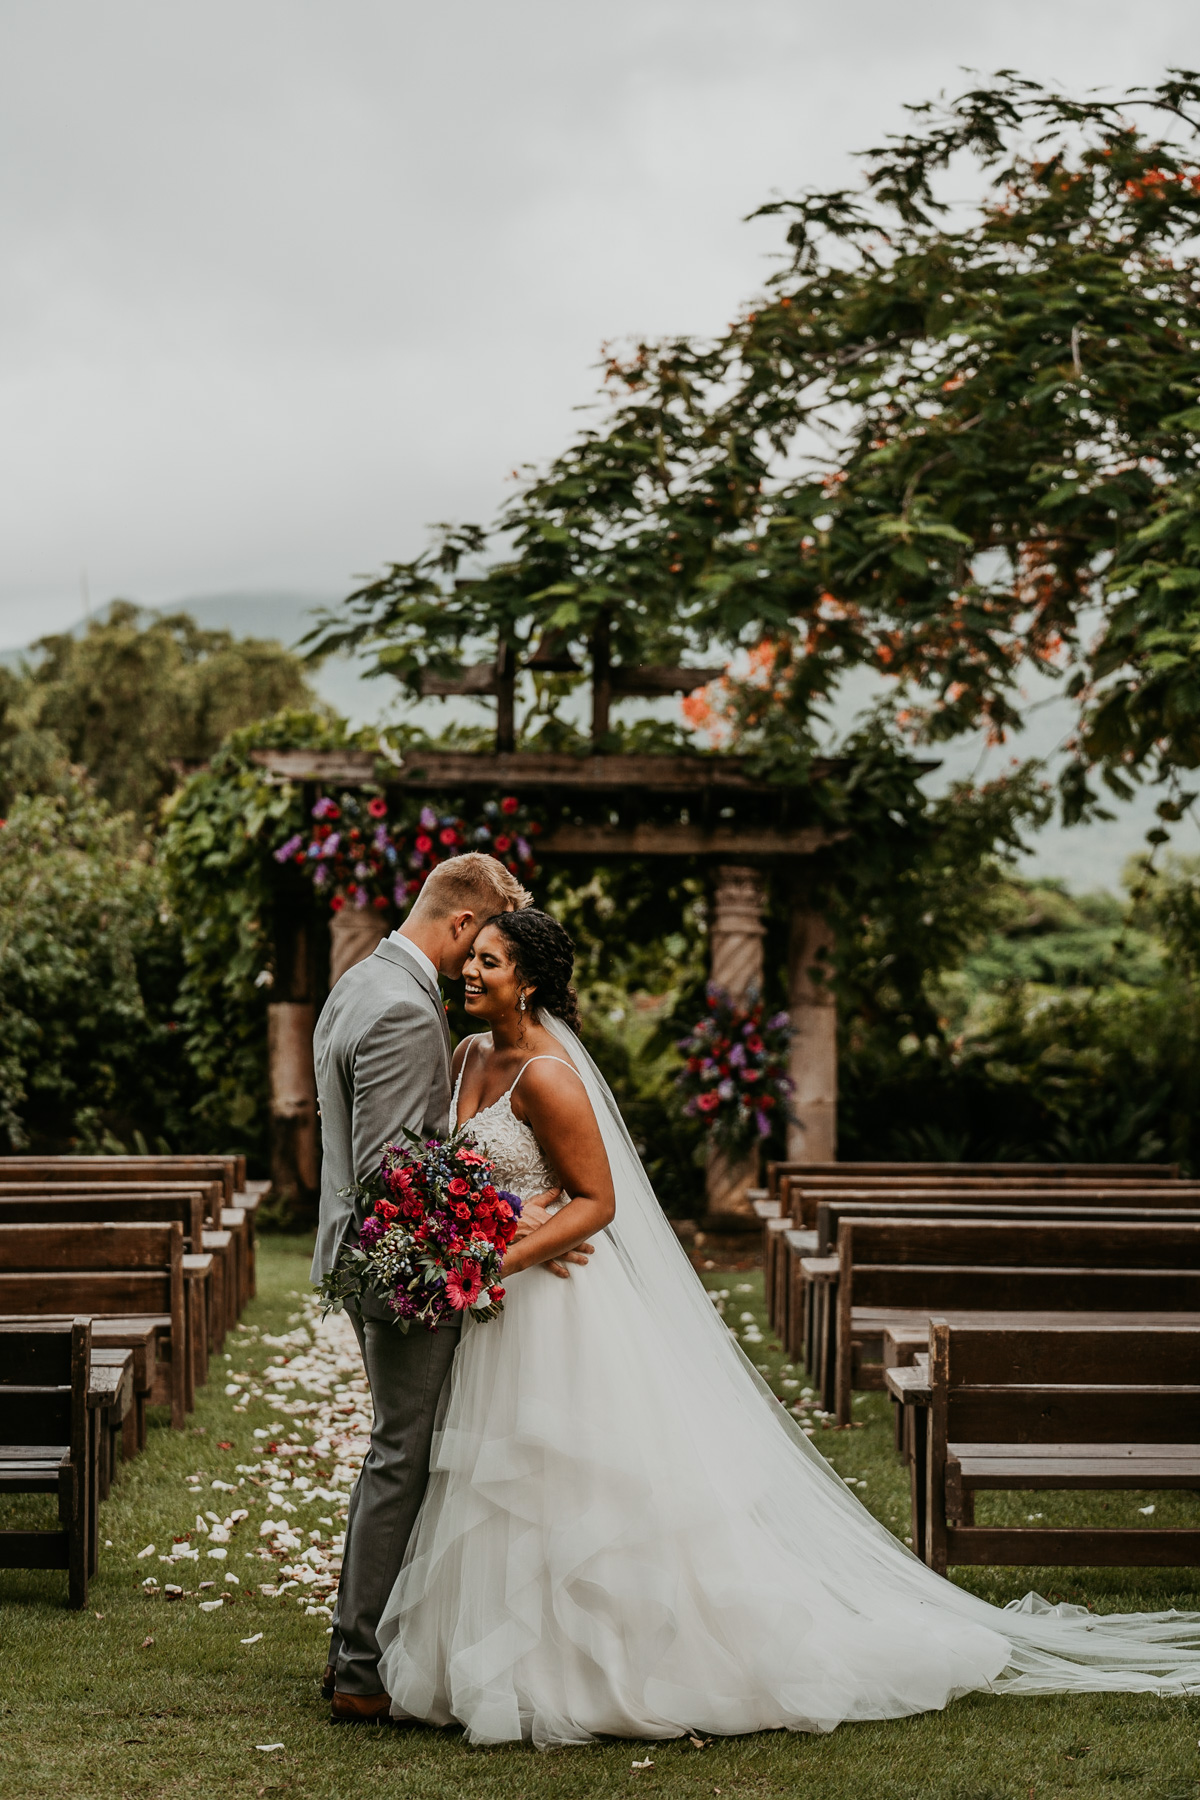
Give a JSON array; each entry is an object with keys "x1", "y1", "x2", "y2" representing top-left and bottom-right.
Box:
[{"x1": 539, "y1": 1012, "x2": 1200, "y2": 1700}]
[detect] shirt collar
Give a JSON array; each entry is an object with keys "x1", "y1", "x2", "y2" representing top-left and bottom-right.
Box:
[{"x1": 388, "y1": 930, "x2": 439, "y2": 991}]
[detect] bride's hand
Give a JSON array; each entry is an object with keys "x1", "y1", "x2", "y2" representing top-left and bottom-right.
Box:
[{"x1": 511, "y1": 1190, "x2": 561, "y2": 1240}]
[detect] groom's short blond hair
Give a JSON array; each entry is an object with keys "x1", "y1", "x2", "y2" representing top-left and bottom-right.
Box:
[{"x1": 409, "y1": 852, "x2": 532, "y2": 922}]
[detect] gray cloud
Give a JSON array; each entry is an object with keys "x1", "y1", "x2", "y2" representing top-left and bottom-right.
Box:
[{"x1": 1, "y1": 0, "x2": 1189, "y2": 638}]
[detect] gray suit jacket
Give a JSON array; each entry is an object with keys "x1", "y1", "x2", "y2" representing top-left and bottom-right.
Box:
[{"x1": 310, "y1": 938, "x2": 453, "y2": 1283}]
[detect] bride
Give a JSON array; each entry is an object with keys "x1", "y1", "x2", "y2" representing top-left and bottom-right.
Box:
[{"x1": 376, "y1": 908, "x2": 1200, "y2": 1747}]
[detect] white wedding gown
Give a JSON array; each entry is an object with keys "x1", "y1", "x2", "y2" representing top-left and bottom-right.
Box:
[{"x1": 376, "y1": 1016, "x2": 1200, "y2": 1746}]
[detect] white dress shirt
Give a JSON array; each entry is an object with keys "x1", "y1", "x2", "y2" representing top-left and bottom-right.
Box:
[{"x1": 388, "y1": 929, "x2": 439, "y2": 992}]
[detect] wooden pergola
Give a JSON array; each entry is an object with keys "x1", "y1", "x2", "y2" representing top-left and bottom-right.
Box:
[{"x1": 252, "y1": 742, "x2": 845, "y2": 1225}]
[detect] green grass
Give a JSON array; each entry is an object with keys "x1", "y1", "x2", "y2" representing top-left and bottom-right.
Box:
[{"x1": 4, "y1": 1240, "x2": 1200, "y2": 1799}]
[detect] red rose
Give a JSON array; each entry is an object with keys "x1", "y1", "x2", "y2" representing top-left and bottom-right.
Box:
[
  {"x1": 489, "y1": 1286, "x2": 505, "y2": 1303},
  {"x1": 375, "y1": 1198, "x2": 399, "y2": 1223},
  {"x1": 501, "y1": 796, "x2": 519, "y2": 815},
  {"x1": 495, "y1": 1199, "x2": 513, "y2": 1220},
  {"x1": 372, "y1": 894, "x2": 389, "y2": 910},
  {"x1": 453, "y1": 1201, "x2": 472, "y2": 1220},
  {"x1": 494, "y1": 834, "x2": 512, "y2": 853},
  {"x1": 367, "y1": 797, "x2": 387, "y2": 818},
  {"x1": 415, "y1": 834, "x2": 433, "y2": 853},
  {"x1": 746, "y1": 1034, "x2": 764, "y2": 1054},
  {"x1": 447, "y1": 1178, "x2": 469, "y2": 1197},
  {"x1": 330, "y1": 895, "x2": 345, "y2": 911},
  {"x1": 482, "y1": 1185, "x2": 497, "y2": 1201},
  {"x1": 439, "y1": 827, "x2": 458, "y2": 846},
  {"x1": 697, "y1": 1091, "x2": 721, "y2": 1113}
]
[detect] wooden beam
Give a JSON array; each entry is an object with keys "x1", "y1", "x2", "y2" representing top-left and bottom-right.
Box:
[
  {"x1": 539, "y1": 822, "x2": 848, "y2": 856},
  {"x1": 381, "y1": 751, "x2": 827, "y2": 791},
  {"x1": 609, "y1": 665, "x2": 725, "y2": 696},
  {"x1": 250, "y1": 750, "x2": 379, "y2": 783},
  {"x1": 417, "y1": 664, "x2": 498, "y2": 697}
]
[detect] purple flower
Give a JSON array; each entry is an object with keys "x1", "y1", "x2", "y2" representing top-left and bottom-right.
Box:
[
  {"x1": 354, "y1": 885, "x2": 368, "y2": 909},
  {"x1": 373, "y1": 826, "x2": 389, "y2": 850},
  {"x1": 393, "y1": 881, "x2": 407, "y2": 907},
  {"x1": 515, "y1": 837, "x2": 530, "y2": 860},
  {"x1": 320, "y1": 833, "x2": 340, "y2": 859},
  {"x1": 312, "y1": 796, "x2": 339, "y2": 819},
  {"x1": 420, "y1": 806, "x2": 438, "y2": 830},
  {"x1": 768, "y1": 1011, "x2": 790, "y2": 1031},
  {"x1": 755, "y1": 1109, "x2": 771, "y2": 1138},
  {"x1": 717, "y1": 1079, "x2": 734, "y2": 1102},
  {"x1": 273, "y1": 833, "x2": 303, "y2": 863},
  {"x1": 729, "y1": 1043, "x2": 746, "y2": 1068},
  {"x1": 390, "y1": 1290, "x2": 416, "y2": 1318},
  {"x1": 312, "y1": 864, "x2": 328, "y2": 888},
  {"x1": 359, "y1": 1216, "x2": 385, "y2": 1248}
]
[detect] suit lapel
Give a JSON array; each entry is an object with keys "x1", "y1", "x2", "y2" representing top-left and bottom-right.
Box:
[{"x1": 372, "y1": 940, "x2": 452, "y2": 1064}]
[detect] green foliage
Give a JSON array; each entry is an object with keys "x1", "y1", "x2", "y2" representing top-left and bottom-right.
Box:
[
  {"x1": 304, "y1": 72, "x2": 1200, "y2": 807},
  {"x1": 4, "y1": 602, "x2": 315, "y2": 821},
  {"x1": 841, "y1": 859, "x2": 1200, "y2": 1168},
  {"x1": 0, "y1": 778, "x2": 194, "y2": 1152},
  {"x1": 160, "y1": 711, "x2": 357, "y2": 1165}
]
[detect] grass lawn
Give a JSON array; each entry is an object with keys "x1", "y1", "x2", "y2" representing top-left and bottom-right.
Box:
[{"x1": 4, "y1": 1235, "x2": 1200, "y2": 1800}]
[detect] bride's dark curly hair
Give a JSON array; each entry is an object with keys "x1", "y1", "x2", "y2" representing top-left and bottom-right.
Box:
[{"x1": 485, "y1": 907, "x2": 582, "y2": 1033}]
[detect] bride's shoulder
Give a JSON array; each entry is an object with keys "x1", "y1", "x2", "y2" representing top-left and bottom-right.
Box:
[
  {"x1": 511, "y1": 1050, "x2": 588, "y2": 1121},
  {"x1": 451, "y1": 1031, "x2": 492, "y2": 1077}
]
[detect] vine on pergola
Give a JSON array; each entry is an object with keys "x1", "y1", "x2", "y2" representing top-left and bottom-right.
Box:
[{"x1": 306, "y1": 70, "x2": 1200, "y2": 829}]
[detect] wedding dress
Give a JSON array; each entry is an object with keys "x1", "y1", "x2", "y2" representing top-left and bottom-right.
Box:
[{"x1": 376, "y1": 1015, "x2": 1200, "y2": 1747}]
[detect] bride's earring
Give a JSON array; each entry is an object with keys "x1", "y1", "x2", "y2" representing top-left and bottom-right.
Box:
[
  {"x1": 518, "y1": 993, "x2": 527, "y2": 1013},
  {"x1": 517, "y1": 990, "x2": 528, "y2": 1042}
]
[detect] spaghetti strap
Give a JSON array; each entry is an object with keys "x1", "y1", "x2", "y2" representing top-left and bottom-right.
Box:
[{"x1": 507, "y1": 1054, "x2": 582, "y2": 1098}]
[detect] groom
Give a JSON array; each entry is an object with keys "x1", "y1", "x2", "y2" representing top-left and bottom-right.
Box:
[{"x1": 313, "y1": 852, "x2": 536, "y2": 1721}]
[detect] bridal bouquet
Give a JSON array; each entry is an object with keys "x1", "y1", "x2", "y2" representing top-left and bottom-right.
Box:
[{"x1": 318, "y1": 1129, "x2": 523, "y2": 1331}]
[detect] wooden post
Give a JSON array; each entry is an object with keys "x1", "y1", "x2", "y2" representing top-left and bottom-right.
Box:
[
  {"x1": 267, "y1": 917, "x2": 320, "y2": 1212},
  {"x1": 704, "y1": 865, "x2": 766, "y2": 1224},
  {"x1": 590, "y1": 610, "x2": 612, "y2": 748},
  {"x1": 787, "y1": 899, "x2": 837, "y2": 1163},
  {"x1": 328, "y1": 906, "x2": 390, "y2": 987},
  {"x1": 495, "y1": 641, "x2": 516, "y2": 754}
]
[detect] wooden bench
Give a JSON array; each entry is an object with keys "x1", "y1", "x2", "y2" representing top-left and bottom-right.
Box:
[
  {"x1": 922, "y1": 1320, "x2": 1200, "y2": 1573},
  {"x1": 0, "y1": 1177, "x2": 250, "y2": 1329},
  {"x1": 0, "y1": 1223, "x2": 189, "y2": 1426},
  {"x1": 833, "y1": 1217, "x2": 1200, "y2": 1424},
  {"x1": 0, "y1": 1318, "x2": 91, "y2": 1607},
  {"x1": 763, "y1": 1176, "x2": 1200, "y2": 1335},
  {"x1": 2, "y1": 1314, "x2": 159, "y2": 1454},
  {"x1": 766, "y1": 1160, "x2": 1180, "y2": 1206}
]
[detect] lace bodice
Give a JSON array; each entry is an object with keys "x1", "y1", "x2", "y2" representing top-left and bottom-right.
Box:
[{"x1": 449, "y1": 1042, "x2": 563, "y2": 1202}]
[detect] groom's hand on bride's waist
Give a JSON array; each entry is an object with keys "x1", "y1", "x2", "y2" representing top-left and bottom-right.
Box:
[{"x1": 515, "y1": 1190, "x2": 595, "y2": 1280}]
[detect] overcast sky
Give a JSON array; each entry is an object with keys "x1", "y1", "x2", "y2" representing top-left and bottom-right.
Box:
[
  {"x1": 4, "y1": 1, "x2": 1200, "y2": 887},
  {"x1": 2, "y1": 0, "x2": 1195, "y2": 643}
]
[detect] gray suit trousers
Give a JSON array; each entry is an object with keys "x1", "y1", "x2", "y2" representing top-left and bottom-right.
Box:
[{"x1": 328, "y1": 1306, "x2": 460, "y2": 1696}]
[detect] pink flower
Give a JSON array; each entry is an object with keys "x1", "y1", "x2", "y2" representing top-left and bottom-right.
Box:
[
  {"x1": 367, "y1": 797, "x2": 387, "y2": 818},
  {"x1": 445, "y1": 1261, "x2": 483, "y2": 1309},
  {"x1": 696, "y1": 1091, "x2": 721, "y2": 1114}
]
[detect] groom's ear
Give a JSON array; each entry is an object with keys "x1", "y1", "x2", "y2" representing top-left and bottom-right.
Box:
[{"x1": 450, "y1": 909, "x2": 475, "y2": 940}]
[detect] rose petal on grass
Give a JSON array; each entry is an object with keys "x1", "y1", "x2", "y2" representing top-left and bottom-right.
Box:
[
  {"x1": 241, "y1": 1632, "x2": 264, "y2": 1645},
  {"x1": 141, "y1": 1636, "x2": 155, "y2": 1648},
  {"x1": 256, "y1": 1743, "x2": 285, "y2": 1752},
  {"x1": 198, "y1": 1598, "x2": 224, "y2": 1611},
  {"x1": 136, "y1": 1544, "x2": 156, "y2": 1558}
]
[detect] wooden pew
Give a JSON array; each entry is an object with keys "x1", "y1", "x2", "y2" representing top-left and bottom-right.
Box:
[
  {"x1": 922, "y1": 1319, "x2": 1200, "y2": 1573},
  {"x1": 779, "y1": 1194, "x2": 1200, "y2": 1365},
  {"x1": 833, "y1": 1217, "x2": 1200, "y2": 1424},
  {"x1": 0, "y1": 1174, "x2": 251, "y2": 1322},
  {"x1": 766, "y1": 1160, "x2": 1180, "y2": 1206},
  {"x1": 0, "y1": 1318, "x2": 91, "y2": 1607},
  {"x1": 0, "y1": 1223, "x2": 188, "y2": 1426},
  {"x1": 763, "y1": 1176, "x2": 1200, "y2": 1336}
]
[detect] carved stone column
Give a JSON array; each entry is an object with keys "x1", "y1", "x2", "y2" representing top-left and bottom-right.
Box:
[
  {"x1": 704, "y1": 865, "x2": 766, "y2": 1224},
  {"x1": 329, "y1": 906, "x2": 390, "y2": 987},
  {"x1": 787, "y1": 903, "x2": 837, "y2": 1163}
]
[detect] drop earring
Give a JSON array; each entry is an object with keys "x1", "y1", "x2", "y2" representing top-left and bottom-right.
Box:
[{"x1": 518, "y1": 994, "x2": 527, "y2": 1013}]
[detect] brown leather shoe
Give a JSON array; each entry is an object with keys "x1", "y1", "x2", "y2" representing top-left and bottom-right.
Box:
[
  {"x1": 331, "y1": 1690, "x2": 393, "y2": 1724},
  {"x1": 320, "y1": 1664, "x2": 336, "y2": 1700}
]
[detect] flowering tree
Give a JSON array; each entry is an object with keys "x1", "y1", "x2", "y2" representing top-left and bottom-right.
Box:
[{"x1": 304, "y1": 71, "x2": 1200, "y2": 818}]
